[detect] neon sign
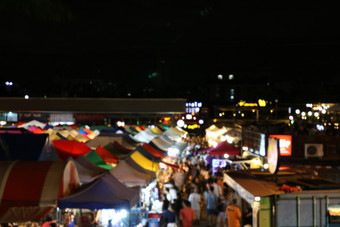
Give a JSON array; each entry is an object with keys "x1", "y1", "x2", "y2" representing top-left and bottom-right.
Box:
[{"x1": 269, "y1": 135, "x2": 292, "y2": 156}]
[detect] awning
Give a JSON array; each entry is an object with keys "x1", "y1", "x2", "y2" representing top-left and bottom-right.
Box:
[{"x1": 0, "y1": 160, "x2": 79, "y2": 222}]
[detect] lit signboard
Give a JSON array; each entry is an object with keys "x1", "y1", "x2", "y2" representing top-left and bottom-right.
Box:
[
  {"x1": 212, "y1": 159, "x2": 227, "y2": 175},
  {"x1": 242, "y1": 130, "x2": 267, "y2": 157},
  {"x1": 267, "y1": 137, "x2": 279, "y2": 174},
  {"x1": 269, "y1": 135, "x2": 292, "y2": 156}
]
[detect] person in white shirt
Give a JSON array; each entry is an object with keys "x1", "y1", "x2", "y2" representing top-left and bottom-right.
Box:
[{"x1": 188, "y1": 187, "x2": 201, "y2": 222}]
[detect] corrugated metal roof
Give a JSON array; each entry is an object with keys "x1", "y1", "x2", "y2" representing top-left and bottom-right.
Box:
[{"x1": 225, "y1": 171, "x2": 283, "y2": 198}]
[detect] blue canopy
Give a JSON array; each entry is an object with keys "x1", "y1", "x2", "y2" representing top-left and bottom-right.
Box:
[
  {"x1": 0, "y1": 133, "x2": 58, "y2": 161},
  {"x1": 58, "y1": 173, "x2": 140, "y2": 210}
]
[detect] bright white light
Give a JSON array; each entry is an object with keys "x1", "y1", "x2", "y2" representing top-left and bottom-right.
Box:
[
  {"x1": 306, "y1": 103, "x2": 313, "y2": 108},
  {"x1": 295, "y1": 109, "x2": 300, "y2": 114},
  {"x1": 24, "y1": 95, "x2": 29, "y2": 99},
  {"x1": 117, "y1": 121, "x2": 125, "y2": 127},
  {"x1": 229, "y1": 74, "x2": 234, "y2": 80},
  {"x1": 219, "y1": 113, "x2": 223, "y2": 117},
  {"x1": 198, "y1": 119, "x2": 204, "y2": 125},
  {"x1": 159, "y1": 163, "x2": 166, "y2": 168},
  {"x1": 177, "y1": 119, "x2": 185, "y2": 128},
  {"x1": 224, "y1": 153, "x2": 229, "y2": 159},
  {"x1": 288, "y1": 107, "x2": 291, "y2": 114},
  {"x1": 314, "y1": 112, "x2": 319, "y2": 117},
  {"x1": 8, "y1": 111, "x2": 12, "y2": 116},
  {"x1": 119, "y1": 209, "x2": 128, "y2": 218},
  {"x1": 0, "y1": 121, "x2": 6, "y2": 126},
  {"x1": 308, "y1": 111, "x2": 312, "y2": 116},
  {"x1": 289, "y1": 115, "x2": 294, "y2": 120},
  {"x1": 5, "y1": 81, "x2": 13, "y2": 86},
  {"x1": 168, "y1": 148, "x2": 179, "y2": 156},
  {"x1": 263, "y1": 163, "x2": 269, "y2": 169},
  {"x1": 316, "y1": 124, "x2": 325, "y2": 131},
  {"x1": 321, "y1": 109, "x2": 327, "y2": 114},
  {"x1": 301, "y1": 112, "x2": 306, "y2": 117},
  {"x1": 255, "y1": 197, "x2": 261, "y2": 202},
  {"x1": 186, "y1": 114, "x2": 192, "y2": 120},
  {"x1": 253, "y1": 159, "x2": 261, "y2": 166},
  {"x1": 212, "y1": 141, "x2": 218, "y2": 148},
  {"x1": 242, "y1": 146, "x2": 248, "y2": 151},
  {"x1": 217, "y1": 74, "x2": 223, "y2": 80}
]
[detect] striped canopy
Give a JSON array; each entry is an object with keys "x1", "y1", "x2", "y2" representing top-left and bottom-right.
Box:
[{"x1": 0, "y1": 160, "x2": 79, "y2": 222}]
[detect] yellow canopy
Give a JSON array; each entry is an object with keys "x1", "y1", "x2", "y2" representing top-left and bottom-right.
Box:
[{"x1": 130, "y1": 151, "x2": 159, "y2": 172}]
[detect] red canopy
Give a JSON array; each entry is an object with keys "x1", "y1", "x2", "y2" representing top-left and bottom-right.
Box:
[
  {"x1": 95, "y1": 146, "x2": 121, "y2": 164},
  {"x1": 53, "y1": 140, "x2": 91, "y2": 161},
  {"x1": 0, "y1": 160, "x2": 79, "y2": 222},
  {"x1": 208, "y1": 141, "x2": 240, "y2": 156},
  {"x1": 142, "y1": 143, "x2": 166, "y2": 158}
]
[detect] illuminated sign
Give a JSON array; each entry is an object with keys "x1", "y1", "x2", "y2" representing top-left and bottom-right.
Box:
[
  {"x1": 238, "y1": 101, "x2": 258, "y2": 107},
  {"x1": 237, "y1": 99, "x2": 267, "y2": 107},
  {"x1": 267, "y1": 137, "x2": 279, "y2": 174},
  {"x1": 186, "y1": 101, "x2": 202, "y2": 113},
  {"x1": 212, "y1": 159, "x2": 227, "y2": 175},
  {"x1": 258, "y1": 99, "x2": 266, "y2": 107},
  {"x1": 187, "y1": 124, "x2": 199, "y2": 130},
  {"x1": 269, "y1": 135, "x2": 292, "y2": 156}
]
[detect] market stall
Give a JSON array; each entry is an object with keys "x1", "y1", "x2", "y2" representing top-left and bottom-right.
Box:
[{"x1": 0, "y1": 160, "x2": 79, "y2": 222}]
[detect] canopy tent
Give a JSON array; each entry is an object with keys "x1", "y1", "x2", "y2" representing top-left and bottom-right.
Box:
[
  {"x1": 158, "y1": 135, "x2": 176, "y2": 146},
  {"x1": 208, "y1": 141, "x2": 240, "y2": 156},
  {"x1": 95, "y1": 146, "x2": 121, "y2": 164},
  {"x1": 103, "y1": 143, "x2": 129, "y2": 158},
  {"x1": 134, "y1": 146, "x2": 162, "y2": 163},
  {"x1": 58, "y1": 173, "x2": 140, "y2": 210},
  {"x1": 0, "y1": 160, "x2": 79, "y2": 222},
  {"x1": 68, "y1": 129, "x2": 89, "y2": 143},
  {"x1": 120, "y1": 134, "x2": 141, "y2": 149},
  {"x1": 123, "y1": 157, "x2": 156, "y2": 178},
  {"x1": 20, "y1": 120, "x2": 46, "y2": 129},
  {"x1": 53, "y1": 140, "x2": 92, "y2": 161},
  {"x1": 169, "y1": 142, "x2": 188, "y2": 153},
  {"x1": 86, "y1": 135, "x2": 123, "y2": 150},
  {"x1": 110, "y1": 159, "x2": 154, "y2": 187},
  {"x1": 38, "y1": 135, "x2": 60, "y2": 161},
  {"x1": 142, "y1": 143, "x2": 167, "y2": 158},
  {"x1": 163, "y1": 127, "x2": 186, "y2": 141},
  {"x1": 85, "y1": 150, "x2": 112, "y2": 170},
  {"x1": 148, "y1": 141, "x2": 168, "y2": 155},
  {"x1": 0, "y1": 134, "x2": 56, "y2": 161},
  {"x1": 150, "y1": 137, "x2": 172, "y2": 151},
  {"x1": 127, "y1": 150, "x2": 159, "y2": 172},
  {"x1": 133, "y1": 130, "x2": 157, "y2": 143},
  {"x1": 113, "y1": 141, "x2": 134, "y2": 153},
  {"x1": 72, "y1": 156, "x2": 108, "y2": 184},
  {"x1": 90, "y1": 125, "x2": 117, "y2": 132},
  {"x1": 27, "y1": 126, "x2": 46, "y2": 134},
  {"x1": 124, "y1": 126, "x2": 139, "y2": 135},
  {"x1": 149, "y1": 126, "x2": 163, "y2": 135}
]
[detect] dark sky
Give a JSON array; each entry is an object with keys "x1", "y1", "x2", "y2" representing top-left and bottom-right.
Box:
[{"x1": 1, "y1": 1, "x2": 340, "y2": 98}]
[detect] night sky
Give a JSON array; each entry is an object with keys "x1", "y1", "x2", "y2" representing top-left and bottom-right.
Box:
[{"x1": 1, "y1": 1, "x2": 340, "y2": 100}]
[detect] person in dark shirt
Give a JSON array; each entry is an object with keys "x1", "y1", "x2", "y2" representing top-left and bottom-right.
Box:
[{"x1": 158, "y1": 203, "x2": 177, "y2": 226}]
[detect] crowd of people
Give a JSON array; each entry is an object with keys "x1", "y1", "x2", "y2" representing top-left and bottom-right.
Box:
[{"x1": 153, "y1": 151, "x2": 246, "y2": 227}]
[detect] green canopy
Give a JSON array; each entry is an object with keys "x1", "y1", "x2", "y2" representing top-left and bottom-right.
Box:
[
  {"x1": 103, "y1": 143, "x2": 128, "y2": 158},
  {"x1": 85, "y1": 150, "x2": 112, "y2": 170}
]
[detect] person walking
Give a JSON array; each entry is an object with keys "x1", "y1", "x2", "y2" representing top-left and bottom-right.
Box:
[
  {"x1": 188, "y1": 187, "x2": 201, "y2": 225},
  {"x1": 204, "y1": 186, "x2": 218, "y2": 226},
  {"x1": 226, "y1": 198, "x2": 242, "y2": 227},
  {"x1": 180, "y1": 200, "x2": 195, "y2": 227}
]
